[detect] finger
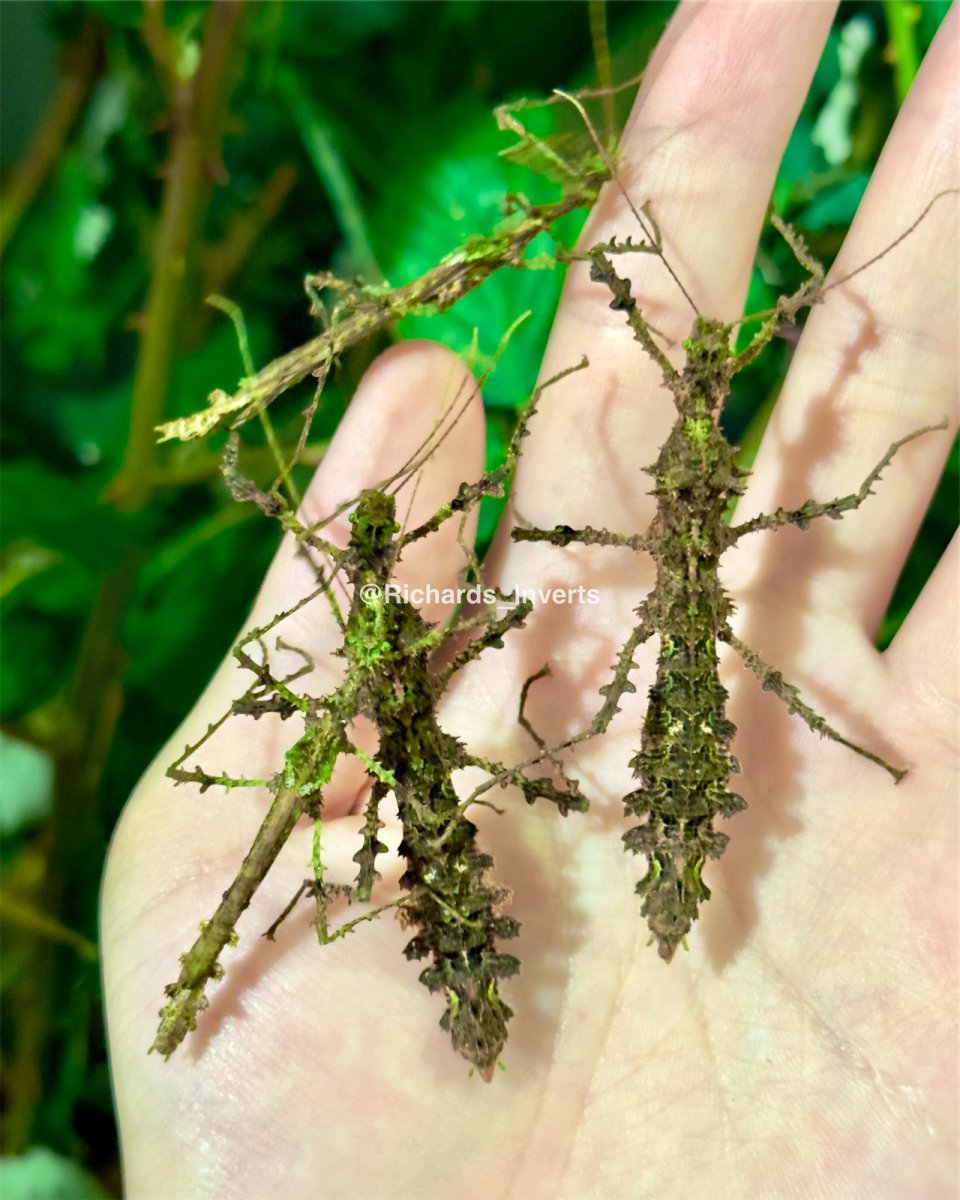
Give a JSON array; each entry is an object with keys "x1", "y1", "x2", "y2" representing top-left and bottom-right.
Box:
[
  {"x1": 103, "y1": 345, "x2": 484, "y2": 1071},
  {"x1": 256, "y1": 339, "x2": 485, "y2": 643},
  {"x1": 885, "y1": 531, "x2": 959, "y2": 713},
  {"x1": 257, "y1": 340, "x2": 485, "y2": 809},
  {"x1": 479, "y1": 1, "x2": 837, "y2": 752},
  {"x1": 505, "y1": 0, "x2": 838, "y2": 541},
  {"x1": 130, "y1": 341, "x2": 483, "y2": 826},
  {"x1": 730, "y1": 6, "x2": 958, "y2": 640}
]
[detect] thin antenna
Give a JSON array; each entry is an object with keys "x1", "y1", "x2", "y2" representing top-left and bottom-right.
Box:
[
  {"x1": 386, "y1": 374, "x2": 483, "y2": 501},
  {"x1": 555, "y1": 88, "x2": 700, "y2": 316},
  {"x1": 818, "y1": 188, "x2": 958, "y2": 298},
  {"x1": 734, "y1": 188, "x2": 959, "y2": 331},
  {"x1": 303, "y1": 307, "x2": 530, "y2": 548},
  {"x1": 299, "y1": 373, "x2": 478, "y2": 544}
]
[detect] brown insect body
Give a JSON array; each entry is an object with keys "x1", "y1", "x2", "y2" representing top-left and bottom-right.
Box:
[
  {"x1": 516, "y1": 224, "x2": 944, "y2": 959},
  {"x1": 154, "y1": 366, "x2": 589, "y2": 1075},
  {"x1": 624, "y1": 321, "x2": 751, "y2": 959}
]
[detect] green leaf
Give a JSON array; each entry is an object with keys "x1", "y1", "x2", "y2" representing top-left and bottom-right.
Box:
[
  {"x1": 0, "y1": 601, "x2": 79, "y2": 722},
  {"x1": 0, "y1": 734, "x2": 54, "y2": 835},
  {"x1": 0, "y1": 462, "x2": 134, "y2": 576},
  {"x1": 371, "y1": 112, "x2": 581, "y2": 410},
  {"x1": 0, "y1": 1147, "x2": 107, "y2": 1200},
  {"x1": 801, "y1": 174, "x2": 870, "y2": 231}
]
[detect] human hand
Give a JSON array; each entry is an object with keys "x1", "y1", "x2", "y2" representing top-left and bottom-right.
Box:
[{"x1": 103, "y1": 3, "x2": 957, "y2": 1196}]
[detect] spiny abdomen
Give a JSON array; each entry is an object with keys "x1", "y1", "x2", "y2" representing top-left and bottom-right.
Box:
[
  {"x1": 400, "y1": 835, "x2": 520, "y2": 1080},
  {"x1": 391, "y1": 708, "x2": 519, "y2": 1078},
  {"x1": 623, "y1": 639, "x2": 745, "y2": 960}
]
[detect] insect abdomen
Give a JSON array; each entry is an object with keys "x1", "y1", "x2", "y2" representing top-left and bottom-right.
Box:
[{"x1": 623, "y1": 634, "x2": 745, "y2": 960}]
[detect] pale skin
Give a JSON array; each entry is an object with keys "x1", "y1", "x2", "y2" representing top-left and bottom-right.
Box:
[{"x1": 102, "y1": 3, "x2": 958, "y2": 1197}]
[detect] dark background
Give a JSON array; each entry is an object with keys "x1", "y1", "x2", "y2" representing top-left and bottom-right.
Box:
[{"x1": 0, "y1": 2, "x2": 953, "y2": 1194}]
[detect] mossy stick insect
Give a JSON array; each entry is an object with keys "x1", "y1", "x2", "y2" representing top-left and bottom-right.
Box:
[
  {"x1": 152, "y1": 361, "x2": 588, "y2": 1079},
  {"x1": 515, "y1": 191, "x2": 951, "y2": 961}
]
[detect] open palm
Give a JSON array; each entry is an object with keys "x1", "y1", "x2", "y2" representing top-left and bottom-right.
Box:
[{"x1": 103, "y1": 4, "x2": 957, "y2": 1197}]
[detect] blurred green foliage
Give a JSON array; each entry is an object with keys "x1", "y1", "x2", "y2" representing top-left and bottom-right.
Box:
[{"x1": 0, "y1": 1, "x2": 951, "y2": 1193}]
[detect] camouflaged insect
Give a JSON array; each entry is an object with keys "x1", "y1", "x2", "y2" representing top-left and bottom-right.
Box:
[
  {"x1": 516, "y1": 209, "x2": 945, "y2": 959},
  {"x1": 153, "y1": 367, "x2": 587, "y2": 1079}
]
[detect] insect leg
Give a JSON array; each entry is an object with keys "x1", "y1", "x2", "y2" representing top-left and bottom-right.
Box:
[
  {"x1": 458, "y1": 756, "x2": 587, "y2": 818},
  {"x1": 459, "y1": 615, "x2": 657, "y2": 821},
  {"x1": 352, "y1": 778, "x2": 390, "y2": 901},
  {"x1": 591, "y1": 614, "x2": 656, "y2": 738},
  {"x1": 513, "y1": 522, "x2": 648, "y2": 549},
  {"x1": 730, "y1": 421, "x2": 948, "y2": 541},
  {"x1": 167, "y1": 767, "x2": 273, "y2": 791},
  {"x1": 399, "y1": 359, "x2": 591, "y2": 551},
  {"x1": 769, "y1": 212, "x2": 825, "y2": 288},
  {"x1": 233, "y1": 641, "x2": 314, "y2": 716},
  {"x1": 723, "y1": 629, "x2": 905, "y2": 781},
  {"x1": 262, "y1": 810, "x2": 392, "y2": 946},
  {"x1": 435, "y1": 600, "x2": 533, "y2": 687},
  {"x1": 585, "y1": 248, "x2": 680, "y2": 376},
  {"x1": 151, "y1": 717, "x2": 344, "y2": 1057},
  {"x1": 306, "y1": 817, "x2": 356, "y2": 945},
  {"x1": 152, "y1": 783, "x2": 318, "y2": 1057},
  {"x1": 261, "y1": 879, "x2": 316, "y2": 942},
  {"x1": 733, "y1": 216, "x2": 826, "y2": 369}
]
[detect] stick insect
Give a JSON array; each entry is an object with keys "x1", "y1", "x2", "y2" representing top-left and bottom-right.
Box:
[
  {"x1": 152, "y1": 360, "x2": 587, "y2": 1080},
  {"x1": 149, "y1": 87, "x2": 634, "y2": 1074},
  {"x1": 514, "y1": 178, "x2": 952, "y2": 962}
]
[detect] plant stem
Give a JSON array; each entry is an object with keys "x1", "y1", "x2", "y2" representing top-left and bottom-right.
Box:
[
  {"x1": 0, "y1": 12, "x2": 102, "y2": 257},
  {"x1": 883, "y1": 1, "x2": 920, "y2": 105},
  {"x1": 4, "y1": 0, "x2": 247, "y2": 1152},
  {"x1": 157, "y1": 181, "x2": 606, "y2": 444},
  {"x1": 118, "y1": 0, "x2": 246, "y2": 510}
]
